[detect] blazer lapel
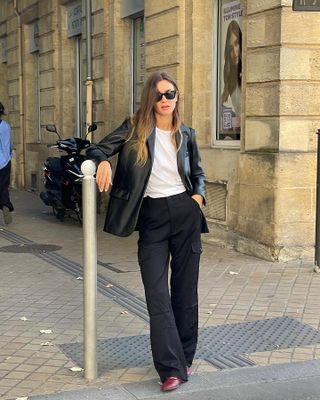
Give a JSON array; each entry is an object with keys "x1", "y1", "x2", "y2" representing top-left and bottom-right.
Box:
[{"x1": 176, "y1": 130, "x2": 187, "y2": 177}]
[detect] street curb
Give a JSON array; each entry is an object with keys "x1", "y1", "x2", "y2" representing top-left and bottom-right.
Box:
[{"x1": 30, "y1": 359, "x2": 320, "y2": 400}]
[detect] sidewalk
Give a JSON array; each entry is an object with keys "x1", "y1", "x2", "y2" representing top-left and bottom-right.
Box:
[{"x1": 1, "y1": 189, "x2": 320, "y2": 399}]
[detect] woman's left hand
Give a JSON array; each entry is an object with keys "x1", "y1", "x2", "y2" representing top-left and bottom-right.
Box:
[{"x1": 192, "y1": 194, "x2": 203, "y2": 208}]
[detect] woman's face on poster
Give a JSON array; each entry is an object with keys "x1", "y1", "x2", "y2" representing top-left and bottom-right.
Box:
[{"x1": 229, "y1": 31, "x2": 240, "y2": 65}]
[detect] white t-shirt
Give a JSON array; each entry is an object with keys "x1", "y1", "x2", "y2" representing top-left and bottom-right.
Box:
[{"x1": 144, "y1": 127, "x2": 185, "y2": 198}]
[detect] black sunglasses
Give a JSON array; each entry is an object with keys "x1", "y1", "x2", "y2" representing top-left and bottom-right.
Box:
[{"x1": 155, "y1": 90, "x2": 177, "y2": 102}]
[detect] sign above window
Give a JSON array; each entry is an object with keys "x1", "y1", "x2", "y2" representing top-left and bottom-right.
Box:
[
  {"x1": 121, "y1": 0, "x2": 144, "y2": 18},
  {"x1": 68, "y1": 0, "x2": 82, "y2": 37},
  {"x1": 293, "y1": 0, "x2": 320, "y2": 11}
]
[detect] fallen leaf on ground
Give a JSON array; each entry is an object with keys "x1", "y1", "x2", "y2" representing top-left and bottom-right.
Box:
[
  {"x1": 70, "y1": 366, "x2": 83, "y2": 372},
  {"x1": 40, "y1": 329, "x2": 53, "y2": 334}
]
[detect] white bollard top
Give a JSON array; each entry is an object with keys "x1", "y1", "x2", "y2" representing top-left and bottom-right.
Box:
[{"x1": 81, "y1": 160, "x2": 96, "y2": 177}]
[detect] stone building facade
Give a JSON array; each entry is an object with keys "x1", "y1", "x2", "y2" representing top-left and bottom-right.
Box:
[{"x1": 0, "y1": 0, "x2": 318, "y2": 262}]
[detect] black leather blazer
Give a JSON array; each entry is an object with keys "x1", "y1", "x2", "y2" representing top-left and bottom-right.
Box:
[{"x1": 87, "y1": 119, "x2": 209, "y2": 237}]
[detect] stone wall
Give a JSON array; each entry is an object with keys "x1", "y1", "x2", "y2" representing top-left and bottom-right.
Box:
[{"x1": 237, "y1": 0, "x2": 319, "y2": 261}]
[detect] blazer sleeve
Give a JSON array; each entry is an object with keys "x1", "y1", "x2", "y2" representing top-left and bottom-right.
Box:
[
  {"x1": 86, "y1": 119, "x2": 131, "y2": 163},
  {"x1": 189, "y1": 128, "x2": 207, "y2": 205}
]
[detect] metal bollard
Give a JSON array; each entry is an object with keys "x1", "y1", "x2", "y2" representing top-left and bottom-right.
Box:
[{"x1": 81, "y1": 160, "x2": 97, "y2": 380}]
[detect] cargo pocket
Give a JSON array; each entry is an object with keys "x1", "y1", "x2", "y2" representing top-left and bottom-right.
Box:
[{"x1": 191, "y1": 241, "x2": 202, "y2": 254}]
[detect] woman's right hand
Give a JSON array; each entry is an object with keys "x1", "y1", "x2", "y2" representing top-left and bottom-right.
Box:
[{"x1": 96, "y1": 160, "x2": 112, "y2": 192}]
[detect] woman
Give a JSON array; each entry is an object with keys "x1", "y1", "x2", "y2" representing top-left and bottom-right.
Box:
[
  {"x1": 0, "y1": 102, "x2": 14, "y2": 225},
  {"x1": 221, "y1": 20, "x2": 242, "y2": 116},
  {"x1": 87, "y1": 71, "x2": 208, "y2": 392}
]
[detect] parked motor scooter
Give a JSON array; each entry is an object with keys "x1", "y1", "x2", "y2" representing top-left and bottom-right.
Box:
[{"x1": 40, "y1": 123, "x2": 97, "y2": 223}]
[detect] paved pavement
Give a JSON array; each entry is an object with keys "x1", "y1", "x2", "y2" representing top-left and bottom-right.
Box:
[{"x1": 1, "y1": 189, "x2": 320, "y2": 399}]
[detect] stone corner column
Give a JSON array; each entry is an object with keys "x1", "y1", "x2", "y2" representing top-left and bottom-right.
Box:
[{"x1": 237, "y1": 1, "x2": 319, "y2": 262}]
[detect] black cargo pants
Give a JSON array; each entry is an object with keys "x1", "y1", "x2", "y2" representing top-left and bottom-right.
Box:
[
  {"x1": 137, "y1": 191, "x2": 202, "y2": 383},
  {"x1": 0, "y1": 161, "x2": 13, "y2": 211}
]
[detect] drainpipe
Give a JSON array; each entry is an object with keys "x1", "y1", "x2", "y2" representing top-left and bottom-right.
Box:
[
  {"x1": 315, "y1": 129, "x2": 320, "y2": 272},
  {"x1": 13, "y1": 0, "x2": 26, "y2": 188},
  {"x1": 85, "y1": 0, "x2": 93, "y2": 141}
]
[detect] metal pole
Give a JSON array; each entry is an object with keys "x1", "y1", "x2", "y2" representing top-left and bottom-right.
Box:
[
  {"x1": 315, "y1": 130, "x2": 320, "y2": 271},
  {"x1": 86, "y1": 0, "x2": 92, "y2": 80},
  {"x1": 13, "y1": 0, "x2": 26, "y2": 188},
  {"x1": 85, "y1": 0, "x2": 94, "y2": 142},
  {"x1": 81, "y1": 160, "x2": 97, "y2": 380}
]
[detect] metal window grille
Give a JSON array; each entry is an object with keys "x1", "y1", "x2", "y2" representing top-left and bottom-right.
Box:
[{"x1": 205, "y1": 181, "x2": 227, "y2": 222}]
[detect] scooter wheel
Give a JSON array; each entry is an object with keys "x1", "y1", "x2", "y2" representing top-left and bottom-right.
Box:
[{"x1": 52, "y1": 206, "x2": 65, "y2": 221}]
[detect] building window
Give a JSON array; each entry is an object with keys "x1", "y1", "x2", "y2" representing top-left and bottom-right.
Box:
[
  {"x1": 0, "y1": 36, "x2": 7, "y2": 63},
  {"x1": 67, "y1": 0, "x2": 83, "y2": 137},
  {"x1": 28, "y1": 21, "x2": 41, "y2": 142},
  {"x1": 132, "y1": 15, "x2": 145, "y2": 112},
  {"x1": 29, "y1": 20, "x2": 39, "y2": 53},
  {"x1": 35, "y1": 54, "x2": 41, "y2": 142},
  {"x1": 216, "y1": 0, "x2": 243, "y2": 143}
]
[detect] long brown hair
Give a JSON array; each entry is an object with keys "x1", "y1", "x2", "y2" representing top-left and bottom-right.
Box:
[{"x1": 128, "y1": 71, "x2": 182, "y2": 166}]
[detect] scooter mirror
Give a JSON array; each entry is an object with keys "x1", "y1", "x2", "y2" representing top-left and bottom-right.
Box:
[
  {"x1": 46, "y1": 124, "x2": 58, "y2": 133},
  {"x1": 46, "y1": 124, "x2": 61, "y2": 140},
  {"x1": 88, "y1": 123, "x2": 97, "y2": 133}
]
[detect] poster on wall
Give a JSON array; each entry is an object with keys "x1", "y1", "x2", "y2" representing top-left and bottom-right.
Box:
[{"x1": 218, "y1": 0, "x2": 243, "y2": 141}]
